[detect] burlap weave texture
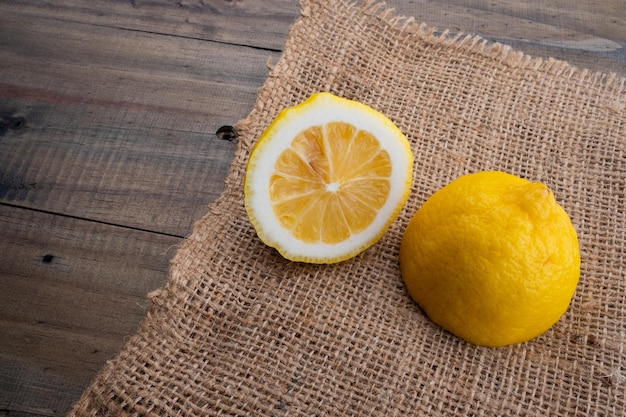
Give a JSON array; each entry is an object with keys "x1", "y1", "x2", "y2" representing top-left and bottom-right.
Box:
[{"x1": 70, "y1": 0, "x2": 626, "y2": 415}]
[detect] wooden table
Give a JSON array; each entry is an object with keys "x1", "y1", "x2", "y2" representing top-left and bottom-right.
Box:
[{"x1": 1, "y1": 1, "x2": 624, "y2": 415}]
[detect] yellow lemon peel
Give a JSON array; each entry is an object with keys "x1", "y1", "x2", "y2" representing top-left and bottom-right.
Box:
[{"x1": 400, "y1": 171, "x2": 580, "y2": 347}]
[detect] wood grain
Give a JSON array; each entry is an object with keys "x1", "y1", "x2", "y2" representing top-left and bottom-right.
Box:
[
  {"x1": 0, "y1": 11, "x2": 274, "y2": 235},
  {"x1": 2, "y1": 0, "x2": 299, "y2": 51},
  {"x1": 0, "y1": 0, "x2": 624, "y2": 415},
  {"x1": 391, "y1": 0, "x2": 626, "y2": 76},
  {"x1": 0, "y1": 204, "x2": 179, "y2": 415}
]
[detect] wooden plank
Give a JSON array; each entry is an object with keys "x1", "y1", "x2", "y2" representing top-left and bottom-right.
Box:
[
  {"x1": 5, "y1": 0, "x2": 624, "y2": 77},
  {"x1": 1, "y1": 0, "x2": 299, "y2": 51},
  {"x1": 0, "y1": 204, "x2": 179, "y2": 416},
  {"x1": 0, "y1": 11, "x2": 277, "y2": 236},
  {"x1": 437, "y1": 0, "x2": 626, "y2": 43},
  {"x1": 389, "y1": 0, "x2": 626, "y2": 76}
]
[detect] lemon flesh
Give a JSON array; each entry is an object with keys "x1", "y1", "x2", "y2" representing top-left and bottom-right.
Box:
[
  {"x1": 245, "y1": 92, "x2": 413, "y2": 264},
  {"x1": 399, "y1": 171, "x2": 580, "y2": 347}
]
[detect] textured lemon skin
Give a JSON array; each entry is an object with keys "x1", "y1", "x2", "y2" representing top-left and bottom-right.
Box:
[
  {"x1": 399, "y1": 171, "x2": 580, "y2": 347},
  {"x1": 244, "y1": 92, "x2": 414, "y2": 264}
]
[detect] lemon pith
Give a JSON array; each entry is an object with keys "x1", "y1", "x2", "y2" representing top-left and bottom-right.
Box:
[
  {"x1": 399, "y1": 171, "x2": 581, "y2": 347},
  {"x1": 245, "y1": 92, "x2": 413, "y2": 264}
]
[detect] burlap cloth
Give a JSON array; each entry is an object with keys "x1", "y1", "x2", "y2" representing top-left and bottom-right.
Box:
[{"x1": 69, "y1": 0, "x2": 626, "y2": 415}]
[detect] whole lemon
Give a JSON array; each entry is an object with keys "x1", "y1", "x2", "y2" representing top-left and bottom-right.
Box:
[{"x1": 399, "y1": 171, "x2": 580, "y2": 347}]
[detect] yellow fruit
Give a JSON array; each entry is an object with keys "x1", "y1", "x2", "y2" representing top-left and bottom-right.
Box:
[
  {"x1": 244, "y1": 92, "x2": 413, "y2": 264},
  {"x1": 399, "y1": 171, "x2": 580, "y2": 347}
]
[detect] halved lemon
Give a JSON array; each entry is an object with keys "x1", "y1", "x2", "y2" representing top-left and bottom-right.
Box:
[{"x1": 244, "y1": 92, "x2": 414, "y2": 264}]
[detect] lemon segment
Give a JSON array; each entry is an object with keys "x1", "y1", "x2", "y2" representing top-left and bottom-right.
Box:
[
  {"x1": 399, "y1": 171, "x2": 580, "y2": 347},
  {"x1": 244, "y1": 92, "x2": 413, "y2": 264}
]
